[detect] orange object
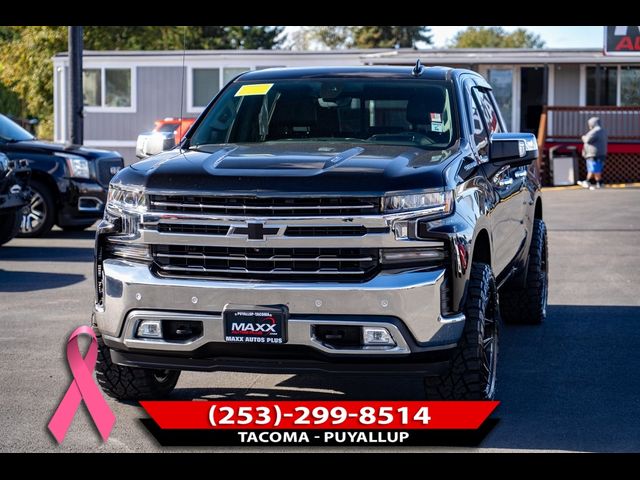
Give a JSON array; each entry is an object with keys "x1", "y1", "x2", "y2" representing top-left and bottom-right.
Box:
[{"x1": 153, "y1": 117, "x2": 196, "y2": 145}]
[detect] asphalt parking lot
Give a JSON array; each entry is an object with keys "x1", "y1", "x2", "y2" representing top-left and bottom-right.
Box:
[{"x1": 1, "y1": 186, "x2": 639, "y2": 452}]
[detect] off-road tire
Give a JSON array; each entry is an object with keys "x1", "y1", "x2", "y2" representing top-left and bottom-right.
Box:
[
  {"x1": 0, "y1": 211, "x2": 20, "y2": 246},
  {"x1": 95, "y1": 333, "x2": 180, "y2": 400},
  {"x1": 424, "y1": 262, "x2": 499, "y2": 400},
  {"x1": 500, "y1": 219, "x2": 548, "y2": 325}
]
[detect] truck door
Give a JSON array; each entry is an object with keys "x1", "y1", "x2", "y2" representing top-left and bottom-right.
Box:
[{"x1": 471, "y1": 86, "x2": 528, "y2": 274}]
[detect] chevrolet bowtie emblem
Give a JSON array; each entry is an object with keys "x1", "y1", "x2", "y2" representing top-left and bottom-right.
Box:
[{"x1": 234, "y1": 223, "x2": 279, "y2": 240}]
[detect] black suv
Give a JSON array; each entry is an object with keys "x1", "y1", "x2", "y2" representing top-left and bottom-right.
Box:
[
  {"x1": 94, "y1": 66, "x2": 547, "y2": 401},
  {"x1": 0, "y1": 114, "x2": 124, "y2": 236}
]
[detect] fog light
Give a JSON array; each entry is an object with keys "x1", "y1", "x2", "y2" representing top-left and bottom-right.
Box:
[
  {"x1": 137, "y1": 320, "x2": 162, "y2": 338},
  {"x1": 380, "y1": 248, "x2": 445, "y2": 265},
  {"x1": 106, "y1": 242, "x2": 151, "y2": 261},
  {"x1": 363, "y1": 327, "x2": 395, "y2": 346}
]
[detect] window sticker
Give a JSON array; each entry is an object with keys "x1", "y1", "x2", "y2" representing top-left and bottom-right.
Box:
[
  {"x1": 235, "y1": 83, "x2": 274, "y2": 97},
  {"x1": 431, "y1": 122, "x2": 444, "y2": 132},
  {"x1": 430, "y1": 113, "x2": 441, "y2": 122}
]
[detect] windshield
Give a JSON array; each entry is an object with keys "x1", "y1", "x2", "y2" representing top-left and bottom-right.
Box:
[
  {"x1": 0, "y1": 114, "x2": 34, "y2": 142},
  {"x1": 189, "y1": 78, "x2": 457, "y2": 150}
]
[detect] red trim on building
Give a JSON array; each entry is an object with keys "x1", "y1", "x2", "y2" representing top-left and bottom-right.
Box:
[{"x1": 545, "y1": 142, "x2": 640, "y2": 154}]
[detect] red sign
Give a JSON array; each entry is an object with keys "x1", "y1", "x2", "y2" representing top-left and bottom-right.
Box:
[
  {"x1": 141, "y1": 400, "x2": 499, "y2": 430},
  {"x1": 605, "y1": 26, "x2": 640, "y2": 55}
]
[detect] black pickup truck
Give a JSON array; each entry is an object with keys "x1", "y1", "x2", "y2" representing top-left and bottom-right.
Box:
[{"x1": 94, "y1": 65, "x2": 547, "y2": 401}]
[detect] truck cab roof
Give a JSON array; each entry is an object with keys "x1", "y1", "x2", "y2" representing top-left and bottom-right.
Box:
[{"x1": 237, "y1": 65, "x2": 484, "y2": 84}]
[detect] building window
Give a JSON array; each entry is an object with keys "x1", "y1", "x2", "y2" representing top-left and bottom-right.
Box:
[
  {"x1": 82, "y1": 67, "x2": 134, "y2": 111},
  {"x1": 82, "y1": 69, "x2": 101, "y2": 107},
  {"x1": 586, "y1": 66, "x2": 617, "y2": 106},
  {"x1": 620, "y1": 67, "x2": 640, "y2": 106},
  {"x1": 223, "y1": 68, "x2": 247, "y2": 86},
  {"x1": 487, "y1": 69, "x2": 512, "y2": 131},
  {"x1": 105, "y1": 69, "x2": 132, "y2": 107},
  {"x1": 191, "y1": 67, "x2": 253, "y2": 110},
  {"x1": 192, "y1": 68, "x2": 220, "y2": 109}
]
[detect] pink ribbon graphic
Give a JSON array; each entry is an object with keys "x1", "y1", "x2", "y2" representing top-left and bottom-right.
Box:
[{"x1": 48, "y1": 326, "x2": 115, "y2": 443}]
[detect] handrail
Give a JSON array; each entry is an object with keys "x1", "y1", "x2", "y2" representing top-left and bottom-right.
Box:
[
  {"x1": 539, "y1": 105, "x2": 640, "y2": 142},
  {"x1": 536, "y1": 108, "x2": 547, "y2": 173}
]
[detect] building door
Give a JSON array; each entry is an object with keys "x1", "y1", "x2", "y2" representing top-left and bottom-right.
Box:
[{"x1": 520, "y1": 67, "x2": 546, "y2": 134}]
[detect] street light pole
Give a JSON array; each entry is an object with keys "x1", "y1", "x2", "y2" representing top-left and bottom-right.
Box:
[{"x1": 68, "y1": 26, "x2": 83, "y2": 145}]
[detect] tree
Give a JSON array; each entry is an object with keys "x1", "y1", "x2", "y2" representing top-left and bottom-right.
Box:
[
  {"x1": 353, "y1": 26, "x2": 432, "y2": 48},
  {"x1": 449, "y1": 27, "x2": 545, "y2": 48},
  {"x1": 0, "y1": 26, "x2": 284, "y2": 139},
  {"x1": 294, "y1": 26, "x2": 432, "y2": 49}
]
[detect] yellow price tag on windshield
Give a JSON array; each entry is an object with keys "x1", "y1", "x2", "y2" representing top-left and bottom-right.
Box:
[{"x1": 235, "y1": 83, "x2": 274, "y2": 97}]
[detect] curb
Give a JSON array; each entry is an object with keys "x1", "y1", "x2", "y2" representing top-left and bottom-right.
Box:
[{"x1": 542, "y1": 182, "x2": 640, "y2": 191}]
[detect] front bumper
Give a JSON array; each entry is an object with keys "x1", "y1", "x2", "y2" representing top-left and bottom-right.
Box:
[
  {"x1": 57, "y1": 179, "x2": 107, "y2": 226},
  {"x1": 96, "y1": 258, "x2": 465, "y2": 369}
]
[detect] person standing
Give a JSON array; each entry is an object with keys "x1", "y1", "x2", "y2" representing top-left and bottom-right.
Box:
[{"x1": 577, "y1": 117, "x2": 608, "y2": 190}]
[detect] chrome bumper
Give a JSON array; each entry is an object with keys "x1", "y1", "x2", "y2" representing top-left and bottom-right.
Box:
[{"x1": 97, "y1": 259, "x2": 465, "y2": 355}]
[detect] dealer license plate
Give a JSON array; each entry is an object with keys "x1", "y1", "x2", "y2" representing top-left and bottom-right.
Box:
[{"x1": 223, "y1": 305, "x2": 288, "y2": 344}]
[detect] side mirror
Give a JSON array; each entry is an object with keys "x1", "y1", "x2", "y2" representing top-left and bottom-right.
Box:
[
  {"x1": 135, "y1": 132, "x2": 176, "y2": 159},
  {"x1": 489, "y1": 132, "x2": 538, "y2": 167}
]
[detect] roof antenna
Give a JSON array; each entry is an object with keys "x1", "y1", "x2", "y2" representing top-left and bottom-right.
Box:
[
  {"x1": 179, "y1": 26, "x2": 188, "y2": 151},
  {"x1": 412, "y1": 59, "x2": 423, "y2": 77}
]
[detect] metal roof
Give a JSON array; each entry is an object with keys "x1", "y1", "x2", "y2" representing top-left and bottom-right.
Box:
[{"x1": 53, "y1": 48, "x2": 640, "y2": 65}]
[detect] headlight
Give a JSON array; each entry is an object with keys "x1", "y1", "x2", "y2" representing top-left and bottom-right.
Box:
[
  {"x1": 106, "y1": 185, "x2": 147, "y2": 214},
  {"x1": 105, "y1": 185, "x2": 146, "y2": 237},
  {"x1": 55, "y1": 152, "x2": 90, "y2": 179},
  {"x1": 382, "y1": 190, "x2": 453, "y2": 216}
]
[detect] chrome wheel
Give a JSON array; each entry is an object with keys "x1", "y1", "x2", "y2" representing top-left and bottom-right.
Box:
[
  {"x1": 20, "y1": 191, "x2": 47, "y2": 234},
  {"x1": 481, "y1": 302, "x2": 498, "y2": 399}
]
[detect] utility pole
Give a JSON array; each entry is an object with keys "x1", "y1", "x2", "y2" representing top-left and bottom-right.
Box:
[{"x1": 68, "y1": 26, "x2": 83, "y2": 145}]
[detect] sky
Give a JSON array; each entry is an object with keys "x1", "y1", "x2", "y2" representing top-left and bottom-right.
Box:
[
  {"x1": 429, "y1": 26, "x2": 603, "y2": 48},
  {"x1": 284, "y1": 26, "x2": 604, "y2": 49}
]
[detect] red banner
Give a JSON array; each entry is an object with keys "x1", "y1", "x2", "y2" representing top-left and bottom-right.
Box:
[{"x1": 141, "y1": 401, "x2": 498, "y2": 430}]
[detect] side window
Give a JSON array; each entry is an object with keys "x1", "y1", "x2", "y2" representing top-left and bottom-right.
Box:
[
  {"x1": 466, "y1": 85, "x2": 489, "y2": 160},
  {"x1": 473, "y1": 88, "x2": 502, "y2": 135}
]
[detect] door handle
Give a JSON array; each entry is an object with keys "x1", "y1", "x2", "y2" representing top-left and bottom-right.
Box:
[
  {"x1": 514, "y1": 170, "x2": 527, "y2": 178},
  {"x1": 496, "y1": 177, "x2": 514, "y2": 187}
]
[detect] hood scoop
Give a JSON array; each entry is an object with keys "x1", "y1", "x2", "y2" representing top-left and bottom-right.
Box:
[
  {"x1": 201, "y1": 145, "x2": 366, "y2": 174},
  {"x1": 323, "y1": 146, "x2": 365, "y2": 168},
  {"x1": 202, "y1": 146, "x2": 239, "y2": 174}
]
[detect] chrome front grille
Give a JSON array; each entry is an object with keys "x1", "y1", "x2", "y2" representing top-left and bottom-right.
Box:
[
  {"x1": 151, "y1": 223, "x2": 376, "y2": 238},
  {"x1": 284, "y1": 226, "x2": 368, "y2": 237},
  {"x1": 148, "y1": 195, "x2": 380, "y2": 216},
  {"x1": 152, "y1": 245, "x2": 379, "y2": 281},
  {"x1": 156, "y1": 224, "x2": 230, "y2": 235}
]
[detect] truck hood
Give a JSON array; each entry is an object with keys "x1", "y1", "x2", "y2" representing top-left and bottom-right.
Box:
[{"x1": 123, "y1": 141, "x2": 460, "y2": 195}]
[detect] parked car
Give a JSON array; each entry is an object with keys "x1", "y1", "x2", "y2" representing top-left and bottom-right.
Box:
[
  {"x1": 0, "y1": 152, "x2": 30, "y2": 246},
  {"x1": 0, "y1": 114, "x2": 124, "y2": 236},
  {"x1": 135, "y1": 117, "x2": 196, "y2": 159},
  {"x1": 94, "y1": 66, "x2": 546, "y2": 401}
]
